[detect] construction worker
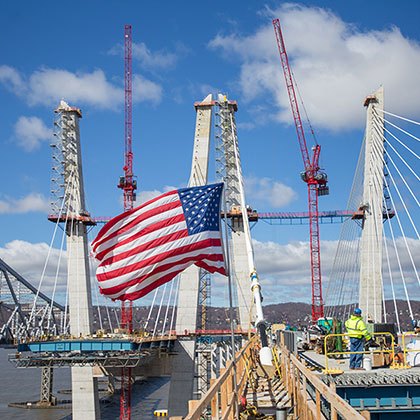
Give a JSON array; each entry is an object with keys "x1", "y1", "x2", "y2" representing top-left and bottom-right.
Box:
[{"x1": 345, "y1": 308, "x2": 373, "y2": 370}]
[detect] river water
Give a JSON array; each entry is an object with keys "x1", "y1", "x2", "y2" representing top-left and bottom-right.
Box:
[{"x1": 0, "y1": 348, "x2": 170, "y2": 420}]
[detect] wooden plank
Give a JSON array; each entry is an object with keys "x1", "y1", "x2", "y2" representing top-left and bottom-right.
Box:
[
  {"x1": 188, "y1": 400, "x2": 199, "y2": 413},
  {"x1": 330, "y1": 382, "x2": 337, "y2": 420},
  {"x1": 221, "y1": 389, "x2": 236, "y2": 420},
  {"x1": 303, "y1": 372, "x2": 308, "y2": 420},
  {"x1": 295, "y1": 368, "x2": 300, "y2": 418},
  {"x1": 361, "y1": 411, "x2": 371, "y2": 420},
  {"x1": 315, "y1": 390, "x2": 321, "y2": 420},
  {"x1": 227, "y1": 373, "x2": 234, "y2": 420},
  {"x1": 220, "y1": 369, "x2": 228, "y2": 416},
  {"x1": 210, "y1": 379, "x2": 218, "y2": 420}
]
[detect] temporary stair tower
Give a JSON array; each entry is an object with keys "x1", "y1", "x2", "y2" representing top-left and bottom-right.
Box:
[{"x1": 214, "y1": 94, "x2": 254, "y2": 331}]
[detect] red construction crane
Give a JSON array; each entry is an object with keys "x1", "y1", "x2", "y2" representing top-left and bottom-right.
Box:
[
  {"x1": 118, "y1": 24, "x2": 137, "y2": 211},
  {"x1": 273, "y1": 19, "x2": 329, "y2": 323},
  {"x1": 118, "y1": 24, "x2": 135, "y2": 420}
]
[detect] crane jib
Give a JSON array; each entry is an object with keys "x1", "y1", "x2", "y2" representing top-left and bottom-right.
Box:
[{"x1": 273, "y1": 18, "x2": 328, "y2": 322}]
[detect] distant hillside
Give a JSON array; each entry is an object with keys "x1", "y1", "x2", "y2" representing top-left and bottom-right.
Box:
[{"x1": 2, "y1": 300, "x2": 417, "y2": 335}]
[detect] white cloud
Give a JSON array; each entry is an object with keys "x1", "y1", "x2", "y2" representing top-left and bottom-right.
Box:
[
  {"x1": 27, "y1": 68, "x2": 122, "y2": 108},
  {"x1": 208, "y1": 4, "x2": 420, "y2": 131},
  {"x1": 132, "y1": 42, "x2": 177, "y2": 69},
  {"x1": 0, "y1": 65, "x2": 25, "y2": 95},
  {"x1": 134, "y1": 185, "x2": 177, "y2": 206},
  {"x1": 133, "y1": 74, "x2": 163, "y2": 105},
  {"x1": 0, "y1": 193, "x2": 50, "y2": 214},
  {"x1": 253, "y1": 238, "x2": 335, "y2": 285},
  {"x1": 0, "y1": 66, "x2": 162, "y2": 109},
  {"x1": 245, "y1": 176, "x2": 297, "y2": 208},
  {"x1": 109, "y1": 41, "x2": 187, "y2": 71},
  {"x1": 0, "y1": 240, "x2": 67, "y2": 297},
  {"x1": 13, "y1": 116, "x2": 52, "y2": 151}
]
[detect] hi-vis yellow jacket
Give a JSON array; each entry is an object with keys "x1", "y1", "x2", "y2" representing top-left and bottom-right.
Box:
[{"x1": 345, "y1": 315, "x2": 372, "y2": 340}]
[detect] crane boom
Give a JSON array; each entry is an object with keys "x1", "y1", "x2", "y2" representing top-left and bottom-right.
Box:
[
  {"x1": 273, "y1": 18, "x2": 328, "y2": 322},
  {"x1": 273, "y1": 19, "x2": 311, "y2": 172}
]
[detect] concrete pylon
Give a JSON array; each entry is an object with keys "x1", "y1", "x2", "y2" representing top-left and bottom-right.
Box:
[
  {"x1": 169, "y1": 94, "x2": 213, "y2": 418},
  {"x1": 175, "y1": 93, "x2": 213, "y2": 334},
  {"x1": 55, "y1": 101, "x2": 100, "y2": 420},
  {"x1": 216, "y1": 94, "x2": 254, "y2": 331},
  {"x1": 359, "y1": 87, "x2": 384, "y2": 323}
]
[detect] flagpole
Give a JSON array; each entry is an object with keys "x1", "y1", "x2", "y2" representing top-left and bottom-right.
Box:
[{"x1": 222, "y1": 183, "x2": 239, "y2": 418}]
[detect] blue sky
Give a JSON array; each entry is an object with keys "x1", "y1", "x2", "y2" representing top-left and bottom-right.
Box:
[{"x1": 1, "y1": 1, "x2": 420, "y2": 306}]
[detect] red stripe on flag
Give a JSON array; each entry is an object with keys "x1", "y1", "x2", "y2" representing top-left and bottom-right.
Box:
[
  {"x1": 100, "y1": 251, "x2": 225, "y2": 296},
  {"x1": 99, "y1": 227, "x2": 190, "y2": 268},
  {"x1": 95, "y1": 213, "x2": 186, "y2": 262},
  {"x1": 97, "y1": 237, "x2": 223, "y2": 284},
  {"x1": 195, "y1": 260, "x2": 227, "y2": 275},
  {"x1": 93, "y1": 199, "x2": 182, "y2": 253},
  {"x1": 108, "y1": 269, "x2": 186, "y2": 301}
]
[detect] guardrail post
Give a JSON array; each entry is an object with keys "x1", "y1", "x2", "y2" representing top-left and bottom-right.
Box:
[
  {"x1": 315, "y1": 389, "x2": 321, "y2": 419},
  {"x1": 287, "y1": 354, "x2": 292, "y2": 401},
  {"x1": 210, "y1": 378, "x2": 218, "y2": 420},
  {"x1": 220, "y1": 367, "x2": 227, "y2": 414},
  {"x1": 302, "y1": 375, "x2": 308, "y2": 420},
  {"x1": 294, "y1": 367, "x2": 300, "y2": 418},
  {"x1": 330, "y1": 382, "x2": 337, "y2": 420},
  {"x1": 227, "y1": 370, "x2": 234, "y2": 420},
  {"x1": 290, "y1": 359, "x2": 296, "y2": 413}
]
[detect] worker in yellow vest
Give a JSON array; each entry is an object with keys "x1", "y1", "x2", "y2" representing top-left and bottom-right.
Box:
[{"x1": 345, "y1": 308, "x2": 373, "y2": 370}]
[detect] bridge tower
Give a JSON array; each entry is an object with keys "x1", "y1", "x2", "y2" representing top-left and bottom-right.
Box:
[
  {"x1": 359, "y1": 87, "x2": 385, "y2": 323},
  {"x1": 169, "y1": 94, "x2": 214, "y2": 416},
  {"x1": 215, "y1": 94, "x2": 254, "y2": 331},
  {"x1": 175, "y1": 93, "x2": 214, "y2": 334},
  {"x1": 54, "y1": 100, "x2": 100, "y2": 419}
]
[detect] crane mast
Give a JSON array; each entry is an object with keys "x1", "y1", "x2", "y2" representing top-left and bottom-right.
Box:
[
  {"x1": 118, "y1": 24, "x2": 137, "y2": 211},
  {"x1": 118, "y1": 24, "x2": 135, "y2": 420},
  {"x1": 273, "y1": 18, "x2": 328, "y2": 322}
]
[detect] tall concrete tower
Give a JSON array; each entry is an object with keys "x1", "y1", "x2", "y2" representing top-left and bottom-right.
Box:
[
  {"x1": 169, "y1": 94, "x2": 214, "y2": 417},
  {"x1": 175, "y1": 93, "x2": 214, "y2": 334},
  {"x1": 54, "y1": 101, "x2": 100, "y2": 420},
  {"x1": 215, "y1": 94, "x2": 254, "y2": 331},
  {"x1": 359, "y1": 87, "x2": 385, "y2": 323}
]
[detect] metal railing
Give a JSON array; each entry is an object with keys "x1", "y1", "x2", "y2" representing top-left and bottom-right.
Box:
[
  {"x1": 279, "y1": 343, "x2": 365, "y2": 420},
  {"x1": 324, "y1": 332, "x2": 396, "y2": 373},
  {"x1": 402, "y1": 331, "x2": 420, "y2": 367}
]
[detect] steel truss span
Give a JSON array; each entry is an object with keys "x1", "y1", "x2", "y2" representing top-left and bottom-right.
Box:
[
  {"x1": 0, "y1": 258, "x2": 65, "y2": 343},
  {"x1": 9, "y1": 350, "x2": 157, "y2": 369}
]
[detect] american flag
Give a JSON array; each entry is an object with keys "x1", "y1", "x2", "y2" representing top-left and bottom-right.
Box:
[{"x1": 92, "y1": 183, "x2": 226, "y2": 301}]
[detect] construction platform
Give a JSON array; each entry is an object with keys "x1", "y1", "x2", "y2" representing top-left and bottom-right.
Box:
[
  {"x1": 301, "y1": 350, "x2": 420, "y2": 417},
  {"x1": 9, "y1": 337, "x2": 176, "y2": 368}
]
